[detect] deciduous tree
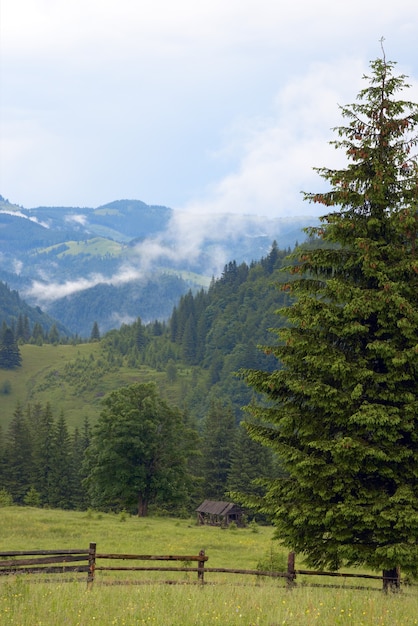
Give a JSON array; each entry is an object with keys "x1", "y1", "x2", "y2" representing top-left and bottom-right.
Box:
[{"x1": 84, "y1": 382, "x2": 195, "y2": 516}]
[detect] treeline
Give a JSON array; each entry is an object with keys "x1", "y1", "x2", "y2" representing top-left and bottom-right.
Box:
[
  {"x1": 0, "y1": 318, "x2": 73, "y2": 370},
  {"x1": 0, "y1": 280, "x2": 70, "y2": 340},
  {"x1": 0, "y1": 396, "x2": 279, "y2": 515},
  {"x1": 0, "y1": 402, "x2": 91, "y2": 509},
  {"x1": 1, "y1": 241, "x2": 293, "y2": 511}
]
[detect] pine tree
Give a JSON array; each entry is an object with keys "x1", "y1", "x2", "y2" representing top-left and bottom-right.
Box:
[
  {"x1": 0, "y1": 327, "x2": 22, "y2": 369},
  {"x1": 31, "y1": 323, "x2": 44, "y2": 345},
  {"x1": 48, "y1": 324, "x2": 60, "y2": 344},
  {"x1": 3, "y1": 404, "x2": 33, "y2": 502},
  {"x1": 227, "y1": 421, "x2": 277, "y2": 500},
  {"x1": 48, "y1": 412, "x2": 73, "y2": 509},
  {"x1": 70, "y1": 418, "x2": 91, "y2": 510},
  {"x1": 28, "y1": 402, "x2": 55, "y2": 505},
  {"x1": 202, "y1": 400, "x2": 236, "y2": 500},
  {"x1": 90, "y1": 321, "x2": 100, "y2": 342},
  {"x1": 243, "y1": 52, "x2": 418, "y2": 579}
]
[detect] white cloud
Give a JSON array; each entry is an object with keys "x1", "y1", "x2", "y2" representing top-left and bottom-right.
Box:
[
  {"x1": 2, "y1": 0, "x2": 418, "y2": 212},
  {"x1": 65, "y1": 214, "x2": 88, "y2": 226},
  {"x1": 0, "y1": 209, "x2": 49, "y2": 228},
  {"x1": 24, "y1": 265, "x2": 145, "y2": 303},
  {"x1": 180, "y1": 59, "x2": 366, "y2": 217}
]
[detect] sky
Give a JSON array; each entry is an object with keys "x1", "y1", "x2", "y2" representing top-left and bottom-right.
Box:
[{"x1": 1, "y1": 0, "x2": 418, "y2": 220}]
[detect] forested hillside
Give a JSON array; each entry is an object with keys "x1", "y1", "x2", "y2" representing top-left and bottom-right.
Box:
[
  {"x1": 0, "y1": 241, "x2": 292, "y2": 513},
  {"x1": 101, "y1": 241, "x2": 293, "y2": 420},
  {"x1": 0, "y1": 195, "x2": 314, "y2": 335},
  {"x1": 0, "y1": 282, "x2": 70, "y2": 338}
]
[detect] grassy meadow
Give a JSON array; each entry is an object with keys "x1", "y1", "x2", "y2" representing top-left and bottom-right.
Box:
[
  {"x1": 1, "y1": 507, "x2": 418, "y2": 625},
  {"x1": 0, "y1": 343, "x2": 195, "y2": 431}
]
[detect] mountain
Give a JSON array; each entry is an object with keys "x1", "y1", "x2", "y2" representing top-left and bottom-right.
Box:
[
  {"x1": 0, "y1": 195, "x2": 318, "y2": 336},
  {"x1": 0, "y1": 281, "x2": 70, "y2": 337}
]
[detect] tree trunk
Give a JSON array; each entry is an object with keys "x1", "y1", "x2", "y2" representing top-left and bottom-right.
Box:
[
  {"x1": 382, "y1": 566, "x2": 400, "y2": 592},
  {"x1": 137, "y1": 493, "x2": 148, "y2": 517}
]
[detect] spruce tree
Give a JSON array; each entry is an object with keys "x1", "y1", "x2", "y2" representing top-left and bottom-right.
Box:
[
  {"x1": 28, "y1": 402, "x2": 55, "y2": 505},
  {"x1": 0, "y1": 327, "x2": 22, "y2": 369},
  {"x1": 227, "y1": 421, "x2": 277, "y2": 504},
  {"x1": 202, "y1": 400, "x2": 236, "y2": 500},
  {"x1": 90, "y1": 321, "x2": 100, "y2": 342},
  {"x1": 48, "y1": 412, "x2": 73, "y2": 509},
  {"x1": 243, "y1": 52, "x2": 418, "y2": 579},
  {"x1": 3, "y1": 404, "x2": 32, "y2": 502}
]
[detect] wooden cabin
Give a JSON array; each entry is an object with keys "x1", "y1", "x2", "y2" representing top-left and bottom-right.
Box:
[{"x1": 196, "y1": 500, "x2": 244, "y2": 527}]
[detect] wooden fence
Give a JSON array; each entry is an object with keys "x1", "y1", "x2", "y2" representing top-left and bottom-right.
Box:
[
  {"x1": 0, "y1": 546, "x2": 94, "y2": 582},
  {"x1": 0, "y1": 546, "x2": 405, "y2": 591}
]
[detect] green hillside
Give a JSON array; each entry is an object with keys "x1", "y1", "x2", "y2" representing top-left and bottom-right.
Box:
[
  {"x1": 0, "y1": 281, "x2": 70, "y2": 336},
  {"x1": 0, "y1": 241, "x2": 292, "y2": 433},
  {"x1": 40, "y1": 237, "x2": 125, "y2": 258},
  {"x1": 0, "y1": 343, "x2": 197, "y2": 431}
]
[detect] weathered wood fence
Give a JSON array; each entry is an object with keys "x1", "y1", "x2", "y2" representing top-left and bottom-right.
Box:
[
  {"x1": 0, "y1": 546, "x2": 404, "y2": 590},
  {"x1": 0, "y1": 546, "x2": 94, "y2": 582}
]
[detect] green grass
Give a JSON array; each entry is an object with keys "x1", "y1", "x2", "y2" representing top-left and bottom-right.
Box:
[
  {"x1": 41, "y1": 237, "x2": 124, "y2": 258},
  {"x1": 0, "y1": 344, "x2": 103, "y2": 430},
  {"x1": 0, "y1": 344, "x2": 197, "y2": 431},
  {"x1": 1, "y1": 508, "x2": 418, "y2": 625}
]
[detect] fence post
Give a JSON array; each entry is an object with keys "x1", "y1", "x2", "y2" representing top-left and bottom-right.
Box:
[
  {"x1": 286, "y1": 551, "x2": 296, "y2": 589},
  {"x1": 383, "y1": 566, "x2": 401, "y2": 592},
  {"x1": 197, "y1": 549, "x2": 206, "y2": 584},
  {"x1": 87, "y1": 542, "x2": 96, "y2": 589}
]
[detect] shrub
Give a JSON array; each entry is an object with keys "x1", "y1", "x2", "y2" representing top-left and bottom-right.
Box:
[{"x1": 0, "y1": 489, "x2": 14, "y2": 507}]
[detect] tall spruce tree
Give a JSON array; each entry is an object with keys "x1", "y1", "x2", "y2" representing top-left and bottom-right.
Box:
[
  {"x1": 202, "y1": 400, "x2": 236, "y2": 500},
  {"x1": 3, "y1": 404, "x2": 32, "y2": 502},
  {"x1": 0, "y1": 327, "x2": 22, "y2": 369},
  {"x1": 243, "y1": 52, "x2": 418, "y2": 580}
]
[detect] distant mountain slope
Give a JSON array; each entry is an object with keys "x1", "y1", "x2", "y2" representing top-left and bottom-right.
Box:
[
  {"x1": 0, "y1": 194, "x2": 318, "y2": 335},
  {"x1": 0, "y1": 281, "x2": 70, "y2": 336},
  {"x1": 47, "y1": 273, "x2": 200, "y2": 336}
]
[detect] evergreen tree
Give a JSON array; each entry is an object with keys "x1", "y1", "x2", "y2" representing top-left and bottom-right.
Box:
[
  {"x1": 0, "y1": 327, "x2": 22, "y2": 369},
  {"x1": 134, "y1": 317, "x2": 147, "y2": 351},
  {"x1": 70, "y1": 418, "x2": 91, "y2": 510},
  {"x1": 90, "y1": 321, "x2": 100, "y2": 342},
  {"x1": 243, "y1": 53, "x2": 418, "y2": 579},
  {"x1": 48, "y1": 324, "x2": 60, "y2": 344},
  {"x1": 48, "y1": 411, "x2": 73, "y2": 508},
  {"x1": 31, "y1": 322, "x2": 44, "y2": 345},
  {"x1": 23, "y1": 315, "x2": 30, "y2": 342},
  {"x1": 0, "y1": 425, "x2": 4, "y2": 487},
  {"x1": 28, "y1": 402, "x2": 55, "y2": 505},
  {"x1": 201, "y1": 400, "x2": 236, "y2": 500},
  {"x1": 16, "y1": 314, "x2": 25, "y2": 342},
  {"x1": 227, "y1": 421, "x2": 277, "y2": 500},
  {"x1": 3, "y1": 404, "x2": 32, "y2": 502}
]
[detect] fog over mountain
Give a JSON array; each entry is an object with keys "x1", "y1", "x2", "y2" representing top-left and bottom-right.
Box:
[{"x1": 0, "y1": 195, "x2": 318, "y2": 335}]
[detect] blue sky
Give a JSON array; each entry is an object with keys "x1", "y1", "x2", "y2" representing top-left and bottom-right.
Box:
[{"x1": 1, "y1": 0, "x2": 418, "y2": 218}]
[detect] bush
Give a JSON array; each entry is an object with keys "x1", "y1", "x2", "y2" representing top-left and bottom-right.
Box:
[
  {"x1": 256, "y1": 543, "x2": 287, "y2": 574},
  {"x1": 0, "y1": 380, "x2": 11, "y2": 394},
  {"x1": 0, "y1": 488, "x2": 14, "y2": 507},
  {"x1": 23, "y1": 487, "x2": 41, "y2": 507},
  {"x1": 248, "y1": 519, "x2": 259, "y2": 533}
]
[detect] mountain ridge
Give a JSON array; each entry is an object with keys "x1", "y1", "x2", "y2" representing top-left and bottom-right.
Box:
[{"x1": 0, "y1": 194, "x2": 318, "y2": 336}]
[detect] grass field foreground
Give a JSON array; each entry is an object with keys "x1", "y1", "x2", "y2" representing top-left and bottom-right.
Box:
[{"x1": 1, "y1": 508, "x2": 418, "y2": 625}]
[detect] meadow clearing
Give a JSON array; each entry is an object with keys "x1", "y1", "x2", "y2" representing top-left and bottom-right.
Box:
[{"x1": 1, "y1": 507, "x2": 418, "y2": 625}]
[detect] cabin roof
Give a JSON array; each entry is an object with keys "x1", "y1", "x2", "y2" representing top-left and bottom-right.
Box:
[{"x1": 196, "y1": 500, "x2": 240, "y2": 516}]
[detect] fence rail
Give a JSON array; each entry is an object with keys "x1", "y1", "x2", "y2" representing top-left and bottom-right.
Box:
[
  {"x1": 0, "y1": 546, "x2": 405, "y2": 591},
  {"x1": 0, "y1": 548, "x2": 92, "y2": 579}
]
